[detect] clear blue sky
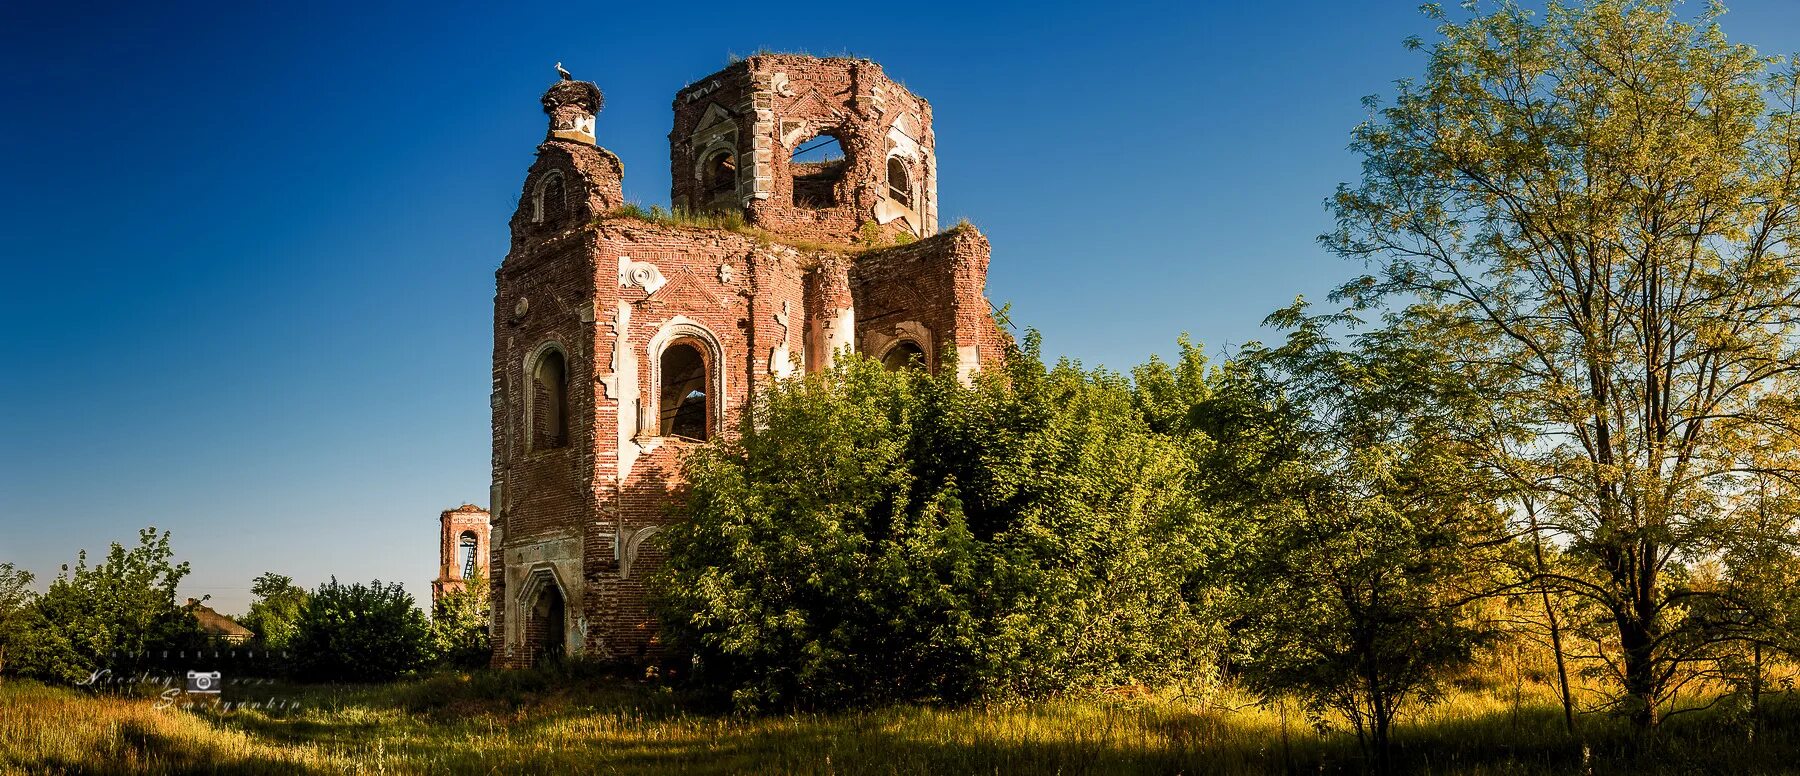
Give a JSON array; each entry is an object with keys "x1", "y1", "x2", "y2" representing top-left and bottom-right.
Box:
[{"x1": 5, "y1": 1, "x2": 1799, "y2": 613}]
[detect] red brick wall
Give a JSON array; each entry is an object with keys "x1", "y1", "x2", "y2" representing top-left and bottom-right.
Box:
[
  {"x1": 670, "y1": 55, "x2": 936, "y2": 246},
  {"x1": 851, "y1": 225, "x2": 1004, "y2": 376}
]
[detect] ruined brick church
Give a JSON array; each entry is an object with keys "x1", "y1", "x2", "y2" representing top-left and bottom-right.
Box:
[{"x1": 438, "y1": 54, "x2": 1004, "y2": 666}]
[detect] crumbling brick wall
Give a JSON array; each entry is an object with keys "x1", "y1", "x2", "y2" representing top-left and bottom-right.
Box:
[
  {"x1": 670, "y1": 55, "x2": 937, "y2": 247},
  {"x1": 851, "y1": 225, "x2": 1004, "y2": 380}
]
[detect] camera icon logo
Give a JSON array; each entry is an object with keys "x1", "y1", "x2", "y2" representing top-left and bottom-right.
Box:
[{"x1": 185, "y1": 670, "x2": 221, "y2": 694}]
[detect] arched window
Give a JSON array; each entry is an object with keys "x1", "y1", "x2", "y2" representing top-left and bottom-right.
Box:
[
  {"x1": 790, "y1": 134, "x2": 845, "y2": 209},
  {"x1": 702, "y1": 149, "x2": 737, "y2": 198},
  {"x1": 530, "y1": 346, "x2": 568, "y2": 450},
  {"x1": 533, "y1": 171, "x2": 568, "y2": 223},
  {"x1": 658, "y1": 340, "x2": 710, "y2": 440},
  {"x1": 886, "y1": 156, "x2": 913, "y2": 207},
  {"x1": 457, "y1": 531, "x2": 478, "y2": 579},
  {"x1": 882, "y1": 340, "x2": 927, "y2": 371}
]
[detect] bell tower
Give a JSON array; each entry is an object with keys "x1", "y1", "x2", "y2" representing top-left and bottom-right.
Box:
[{"x1": 432, "y1": 504, "x2": 491, "y2": 605}]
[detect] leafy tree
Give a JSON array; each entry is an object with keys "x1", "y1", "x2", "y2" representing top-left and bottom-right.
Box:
[
  {"x1": 0, "y1": 563, "x2": 81, "y2": 683},
  {"x1": 292, "y1": 578, "x2": 430, "y2": 682},
  {"x1": 0, "y1": 563, "x2": 32, "y2": 677},
  {"x1": 33, "y1": 527, "x2": 200, "y2": 676},
  {"x1": 240, "y1": 572, "x2": 308, "y2": 651},
  {"x1": 653, "y1": 340, "x2": 1211, "y2": 710},
  {"x1": 1205, "y1": 306, "x2": 1508, "y2": 765},
  {"x1": 1324, "y1": 0, "x2": 1800, "y2": 728},
  {"x1": 430, "y1": 567, "x2": 492, "y2": 668}
]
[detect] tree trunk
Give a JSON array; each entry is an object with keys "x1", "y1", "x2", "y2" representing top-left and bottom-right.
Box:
[
  {"x1": 1527, "y1": 503, "x2": 1576, "y2": 733},
  {"x1": 1619, "y1": 609, "x2": 1660, "y2": 729},
  {"x1": 1751, "y1": 644, "x2": 1763, "y2": 740}
]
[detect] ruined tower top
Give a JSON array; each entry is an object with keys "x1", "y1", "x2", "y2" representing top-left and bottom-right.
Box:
[
  {"x1": 505, "y1": 68, "x2": 623, "y2": 251},
  {"x1": 669, "y1": 54, "x2": 937, "y2": 246},
  {"x1": 542, "y1": 67, "x2": 602, "y2": 145}
]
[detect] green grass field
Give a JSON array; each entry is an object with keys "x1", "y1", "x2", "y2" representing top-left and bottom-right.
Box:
[{"x1": 2, "y1": 667, "x2": 1796, "y2": 774}]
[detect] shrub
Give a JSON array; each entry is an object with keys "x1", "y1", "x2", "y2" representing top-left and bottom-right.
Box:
[
  {"x1": 292, "y1": 578, "x2": 430, "y2": 682},
  {"x1": 430, "y1": 568, "x2": 491, "y2": 669},
  {"x1": 653, "y1": 336, "x2": 1213, "y2": 710},
  {"x1": 239, "y1": 572, "x2": 308, "y2": 651}
]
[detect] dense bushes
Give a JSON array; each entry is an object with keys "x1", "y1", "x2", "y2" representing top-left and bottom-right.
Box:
[
  {"x1": 652, "y1": 336, "x2": 1214, "y2": 710},
  {"x1": 292, "y1": 578, "x2": 431, "y2": 682}
]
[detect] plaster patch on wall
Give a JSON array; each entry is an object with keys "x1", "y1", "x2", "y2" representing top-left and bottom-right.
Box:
[{"x1": 956, "y1": 344, "x2": 980, "y2": 386}]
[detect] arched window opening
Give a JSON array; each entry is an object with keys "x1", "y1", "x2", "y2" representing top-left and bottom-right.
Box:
[
  {"x1": 886, "y1": 156, "x2": 913, "y2": 208},
  {"x1": 457, "y1": 531, "x2": 478, "y2": 579},
  {"x1": 702, "y1": 149, "x2": 737, "y2": 200},
  {"x1": 531, "y1": 347, "x2": 568, "y2": 450},
  {"x1": 790, "y1": 134, "x2": 845, "y2": 209},
  {"x1": 535, "y1": 172, "x2": 568, "y2": 224},
  {"x1": 659, "y1": 340, "x2": 710, "y2": 440},
  {"x1": 882, "y1": 340, "x2": 927, "y2": 371}
]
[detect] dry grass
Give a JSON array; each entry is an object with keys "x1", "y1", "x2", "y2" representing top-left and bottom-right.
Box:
[{"x1": 3, "y1": 668, "x2": 1797, "y2": 775}]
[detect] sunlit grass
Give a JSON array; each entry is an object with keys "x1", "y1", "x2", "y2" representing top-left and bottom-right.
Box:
[{"x1": 2, "y1": 670, "x2": 1795, "y2": 775}]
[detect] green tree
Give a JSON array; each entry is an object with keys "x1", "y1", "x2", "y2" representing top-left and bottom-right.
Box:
[
  {"x1": 1325, "y1": 0, "x2": 1800, "y2": 728},
  {"x1": 0, "y1": 563, "x2": 32, "y2": 677},
  {"x1": 292, "y1": 578, "x2": 430, "y2": 682},
  {"x1": 430, "y1": 567, "x2": 492, "y2": 668},
  {"x1": 653, "y1": 340, "x2": 1211, "y2": 710},
  {"x1": 34, "y1": 527, "x2": 200, "y2": 676},
  {"x1": 1221, "y1": 307, "x2": 1509, "y2": 766},
  {"x1": 0, "y1": 563, "x2": 81, "y2": 683},
  {"x1": 240, "y1": 572, "x2": 309, "y2": 651}
]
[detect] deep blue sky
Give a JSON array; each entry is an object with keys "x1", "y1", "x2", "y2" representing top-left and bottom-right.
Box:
[{"x1": 6, "y1": 1, "x2": 1799, "y2": 613}]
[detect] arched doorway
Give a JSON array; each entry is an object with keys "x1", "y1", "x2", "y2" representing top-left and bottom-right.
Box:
[{"x1": 528, "y1": 584, "x2": 565, "y2": 666}]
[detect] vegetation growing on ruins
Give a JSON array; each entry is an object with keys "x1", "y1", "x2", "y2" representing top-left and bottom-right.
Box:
[
  {"x1": 603, "y1": 204, "x2": 929, "y2": 252},
  {"x1": 6, "y1": 1, "x2": 1800, "y2": 773}
]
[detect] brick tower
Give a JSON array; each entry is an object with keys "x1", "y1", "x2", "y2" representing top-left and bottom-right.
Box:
[
  {"x1": 431, "y1": 504, "x2": 491, "y2": 605},
  {"x1": 487, "y1": 57, "x2": 1005, "y2": 667},
  {"x1": 669, "y1": 54, "x2": 937, "y2": 244}
]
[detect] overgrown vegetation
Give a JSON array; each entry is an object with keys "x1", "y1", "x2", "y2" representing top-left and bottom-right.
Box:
[
  {"x1": 603, "y1": 204, "x2": 941, "y2": 254},
  {"x1": 654, "y1": 336, "x2": 1209, "y2": 710},
  {"x1": 429, "y1": 568, "x2": 491, "y2": 669},
  {"x1": 291, "y1": 578, "x2": 432, "y2": 683}
]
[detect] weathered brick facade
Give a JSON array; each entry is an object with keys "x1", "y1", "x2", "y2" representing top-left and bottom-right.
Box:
[
  {"x1": 431, "y1": 504, "x2": 491, "y2": 605},
  {"x1": 485, "y1": 58, "x2": 1002, "y2": 667},
  {"x1": 670, "y1": 54, "x2": 936, "y2": 246}
]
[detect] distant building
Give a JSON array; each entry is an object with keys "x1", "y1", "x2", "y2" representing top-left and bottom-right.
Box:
[
  {"x1": 187, "y1": 599, "x2": 254, "y2": 644},
  {"x1": 432, "y1": 504, "x2": 492, "y2": 606}
]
